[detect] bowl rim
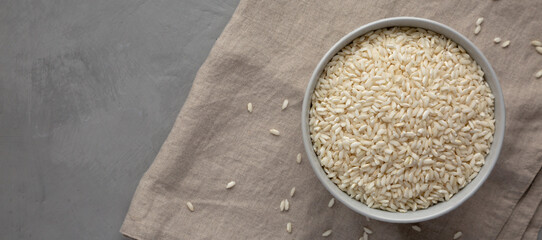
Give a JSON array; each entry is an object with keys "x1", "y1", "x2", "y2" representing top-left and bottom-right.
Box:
[{"x1": 301, "y1": 16, "x2": 506, "y2": 223}]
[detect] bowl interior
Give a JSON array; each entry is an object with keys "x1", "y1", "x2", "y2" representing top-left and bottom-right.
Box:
[{"x1": 301, "y1": 17, "x2": 505, "y2": 223}]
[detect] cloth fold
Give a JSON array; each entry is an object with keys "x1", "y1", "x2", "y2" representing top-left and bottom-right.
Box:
[
  {"x1": 497, "y1": 169, "x2": 542, "y2": 239},
  {"x1": 121, "y1": 0, "x2": 542, "y2": 239}
]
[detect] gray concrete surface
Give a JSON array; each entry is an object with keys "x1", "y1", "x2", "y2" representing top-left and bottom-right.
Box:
[{"x1": 0, "y1": 0, "x2": 239, "y2": 239}]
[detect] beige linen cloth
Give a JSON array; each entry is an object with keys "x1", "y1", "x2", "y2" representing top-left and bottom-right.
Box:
[{"x1": 121, "y1": 0, "x2": 542, "y2": 239}]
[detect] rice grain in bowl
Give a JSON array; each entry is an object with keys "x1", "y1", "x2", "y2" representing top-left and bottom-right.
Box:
[{"x1": 301, "y1": 17, "x2": 505, "y2": 223}]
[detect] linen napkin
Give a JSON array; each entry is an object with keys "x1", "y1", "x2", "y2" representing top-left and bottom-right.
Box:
[{"x1": 121, "y1": 0, "x2": 542, "y2": 239}]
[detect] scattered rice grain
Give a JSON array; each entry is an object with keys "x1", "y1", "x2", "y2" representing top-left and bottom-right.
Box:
[
  {"x1": 412, "y1": 225, "x2": 421, "y2": 232},
  {"x1": 531, "y1": 40, "x2": 542, "y2": 47},
  {"x1": 476, "y1": 17, "x2": 484, "y2": 25},
  {"x1": 363, "y1": 227, "x2": 373, "y2": 234},
  {"x1": 501, "y1": 40, "x2": 510, "y2": 48},
  {"x1": 270, "y1": 129, "x2": 280, "y2": 136},
  {"x1": 474, "y1": 25, "x2": 481, "y2": 35},
  {"x1": 280, "y1": 199, "x2": 285, "y2": 212},
  {"x1": 247, "y1": 103, "x2": 253, "y2": 113},
  {"x1": 186, "y1": 201, "x2": 194, "y2": 212},
  {"x1": 296, "y1": 153, "x2": 302, "y2": 164},
  {"x1": 535, "y1": 69, "x2": 542, "y2": 79},
  {"x1": 287, "y1": 222, "x2": 292, "y2": 233},
  {"x1": 322, "y1": 229, "x2": 332, "y2": 237},
  {"x1": 328, "y1": 198, "x2": 335, "y2": 208},
  {"x1": 493, "y1": 37, "x2": 501, "y2": 43},
  {"x1": 453, "y1": 231, "x2": 463, "y2": 239},
  {"x1": 226, "y1": 181, "x2": 236, "y2": 189},
  {"x1": 290, "y1": 187, "x2": 296, "y2": 197},
  {"x1": 536, "y1": 46, "x2": 542, "y2": 54},
  {"x1": 282, "y1": 99, "x2": 289, "y2": 110},
  {"x1": 285, "y1": 199, "x2": 290, "y2": 211}
]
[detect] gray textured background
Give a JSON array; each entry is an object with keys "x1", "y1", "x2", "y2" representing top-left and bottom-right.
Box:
[{"x1": 0, "y1": 0, "x2": 239, "y2": 239}]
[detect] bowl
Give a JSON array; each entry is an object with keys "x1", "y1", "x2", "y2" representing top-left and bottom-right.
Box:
[{"x1": 301, "y1": 17, "x2": 505, "y2": 223}]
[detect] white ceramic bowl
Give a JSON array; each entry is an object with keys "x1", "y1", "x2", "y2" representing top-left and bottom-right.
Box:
[{"x1": 301, "y1": 17, "x2": 505, "y2": 223}]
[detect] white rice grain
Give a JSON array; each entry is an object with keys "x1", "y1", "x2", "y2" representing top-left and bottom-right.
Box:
[
  {"x1": 535, "y1": 69, "x2": 542, "y2": 79},
  {"x1": 296, "y1": 153, "x2": 302, "y2": 164},
  {"x1": 270, "y1": 129, "x2": 280, "y2": 136},
  {"x1": 493, "y1": 37, "x2": 501, "y2": 43},
  {"x1": 363, "y1": 227, "x2": 373, "y2": 234},
  {"x1": 186, "y1": 202, "x2": 194, "y2": 212},
  {"x1": 287, "y1": 222, "x2": 292, "y2": 233},
  {"x1": 363, "y1": 232, "x2": 369, "y2": 240},
  {"x1": 536, "y1": 46, "x2": 542, "y2": 54},
  {"x1": 247, "y1": 102, "x2": 253, "y2": 113},
  {"x1": 476, "y1": 17, "x2": 484, "y2": 25},
  {"x1": 328, "y1": 198, "x2": 335, "y2": 208},
  {"x1": 474, "y1": 25, "x2": 481, "y2": 35},
  {"x1": 226, "y1": 181, "x2": 236, "y2": 189},
  {"x1": 282, "y1": 99, "x2": 289, "y2": 110},
  {"x1": 501, "y1": 40, "x2": 510, "y2": 48},
  {"x1": 285, "y1": 199, "x2": 290, "y2": 211},
  {"x1": 412, "y1": 225, "x2": 421, "y2": 232},
  {"x1": 531, "y1": 40, "x2": 542, "y2": 47},
  {"x1": 290, "y1": 187, "x2": 296, "y2": 197},
  {"x1": 322, "y1": 229, "x2": 332, "y2": 237},
  {"x1": 280, "y1": 199, "x2": 285, "y2": 212},
  {"x1": 453, "y1": 231, "x2": 463, "y2": 239}
]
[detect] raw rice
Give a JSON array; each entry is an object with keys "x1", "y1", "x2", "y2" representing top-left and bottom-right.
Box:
[
  {"x1": 287, "y1": 222, "x2": 292, "y2": 233},
  {"x1": 247, "y1": 102, "x2": 253, "y2": 113},
  {"x1": 297, "y1": 153, "x2": 302, "y2": 163},
  {"x1": 474, "y1": 25, "x2": 481, "y2": 35},
  {"x1": 536, "y1": 46, "x2": 542, "y2": 54},
  {"x1": 535, "y1": 69, "x2": 542, "y2": 79},
  {"x1": 226, "y1": 181, "x2": 236, "y2": 189},
  {"x1": 363, "y1": 227, "x2": 373, "y2": 234},
  {"x1": 270, "y1": 129, "x2": 280, "y2": 136},
  {"x1": 501, "y1": 40, "x2": 510, "y2": 48},
  {"x1": 285, "y1": 199, "x2": 290, "y2": 211},
  {"x1": 290, "y1": 187, "x2": 296, "y2": 197},
  {"x1": 280, "y1": 199, "x2": 285, "y2": 212},
  {"x1": 362, "y1": 231, "x2": 369, "y2": 240},
  {"x1": 493, "y1": 37, "x2": 501, "y2": 43},
  {"x1": 328, "y1": 198, "x2": 335, "y2": 208},
  {"x1": 186, "y1": 201, "x2": 194, "y2": 212},
  {"x1": 322, "y1": 229, "x2": 332, "y2": 237},
  {"x1": 476, "y1": 17, "x2": 484, "y2": 25},
  {"x1": 282, "y1": 99, "x2": 289, "y2": 110},
  {"x1": 412, "y1": 225, "x2": 421, "y2": 232},
  {"x1": 453, "y1": 231, "x2": 463, "y2": 239},
  {"x1": 309, "y1": 27, "x2": 495, "y2": 213},
  {"x1": 531, "y1": 40, "x2": 542, "y2": 47}
]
